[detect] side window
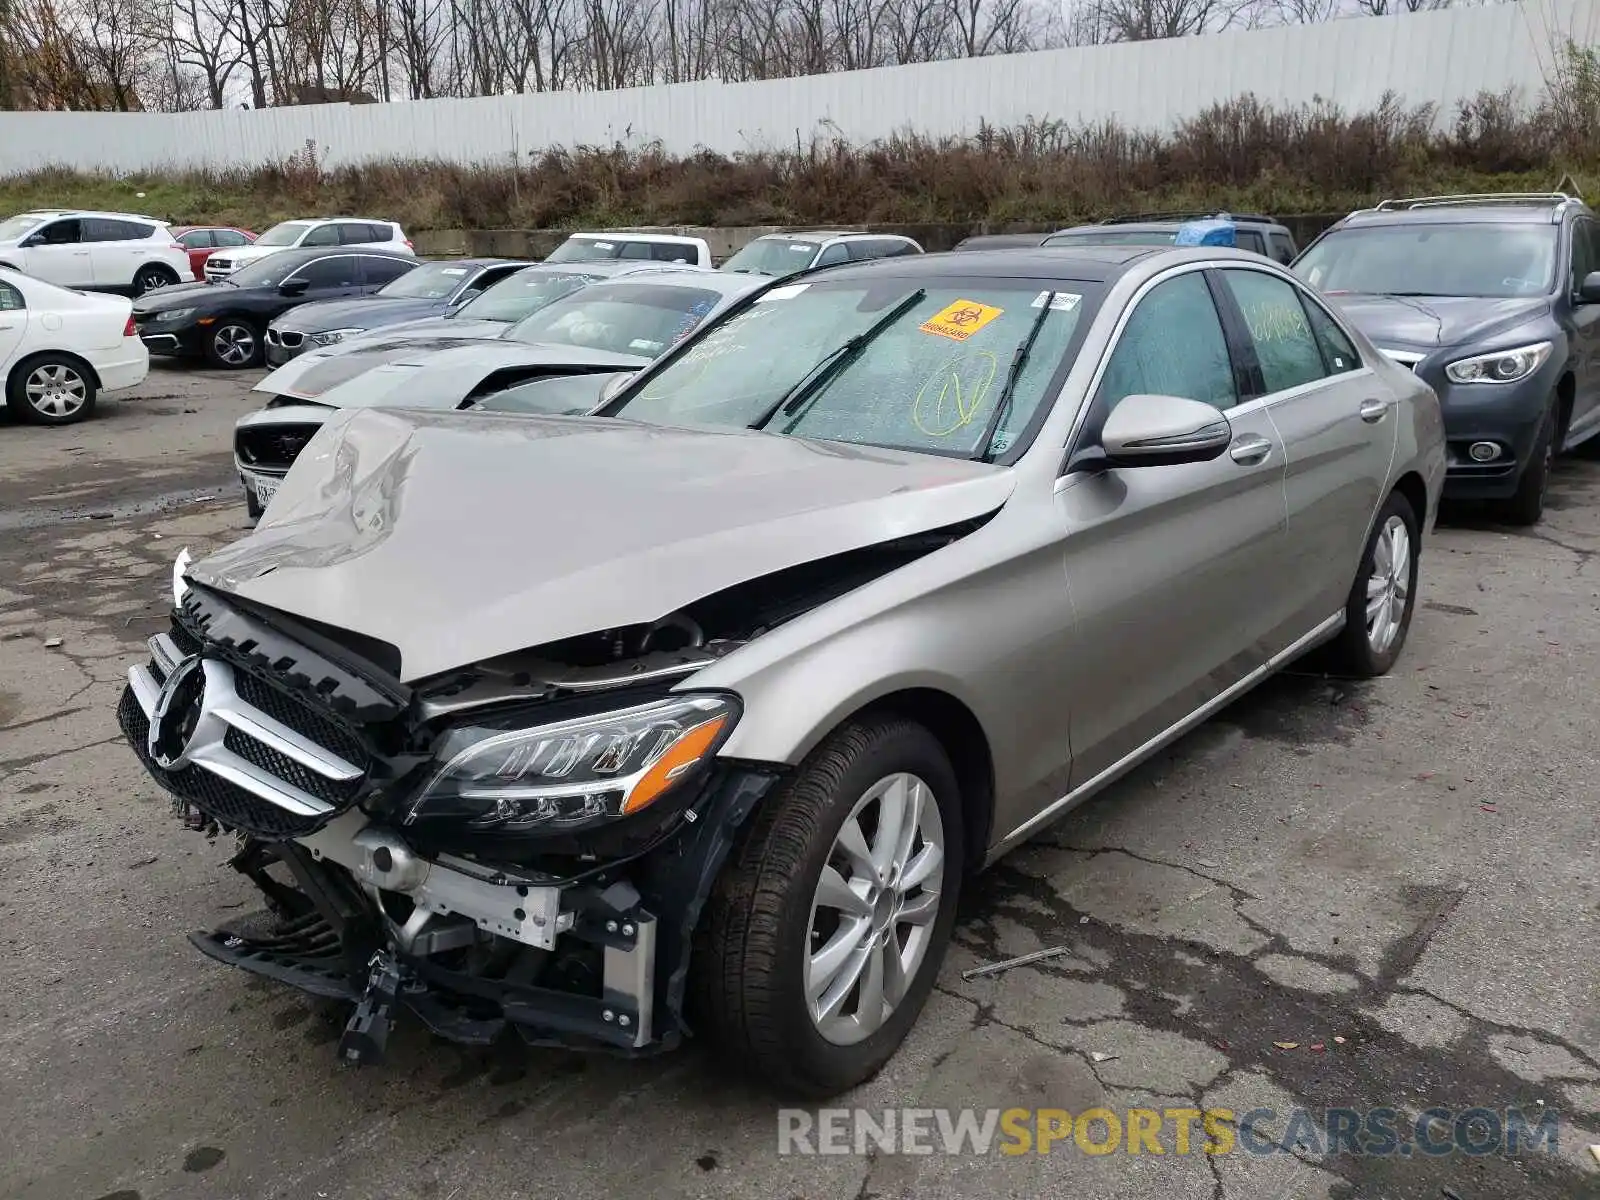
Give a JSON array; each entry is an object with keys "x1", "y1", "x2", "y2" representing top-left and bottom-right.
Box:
[
  {"x1": 336, "y1": 222, "x2": 373, "y2": 244},
  {"x1": 214, "y1": 229, "x2": 250, "y2": 247},
  {"x1": 1097, "y1": 272, "x2": 1238, "y2": 413},
  {"x1": 1234, "y1": 229, "x2": 1266, "y2": 256},
  {"x1": 618, "y1": 241, "x2": 654, "y2": 260},
  {"x1": 34, "y1": 219, "x2": 82, "y2": 245},
  {"x1": 300, "y1": 224, "x2": 339, "y2": 247},
  {"x1": 0, "y1": 280, "x2": 25, "y2": 310},
  {"x1": 815, "y1": 243, "x2": 850, "y2": 268},
  {"x1": 648, "y1": 243, "x2": 691, "y2": 263},
  {"x1": 178, "y1": 229, "x2": 214, "y2": 249},
  {"x1": 294, "y1": 256, "x2": 359, "y2": 287},
  {"x1": 1222, "y1": 269, "x2": 1330, "y2": 394},
  {"x1": 1301, "y1": 295, "x2": 1362, "y2": 374},
  {"x1": 359, "y1": 256, "x2": 413, "y2": 285},
  {"x1": 473, "y1": 265, "x2": 522, "y2": 289},
  {"x1": 1269, "y1": 233, "x2": 1297, "y2": 265},
  {"x1": 85, "y1": 218, "x2": 153, "y2": 242}
]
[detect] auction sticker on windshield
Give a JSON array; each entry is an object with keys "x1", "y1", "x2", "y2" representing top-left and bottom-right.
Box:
[{"x1": 921, "y1": 299, "x2": 1004, "y2": 342}]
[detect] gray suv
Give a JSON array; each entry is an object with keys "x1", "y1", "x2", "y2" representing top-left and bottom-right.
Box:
[{"x1": 1294, "y1": 192, "x2": 1600, "y2": 525}]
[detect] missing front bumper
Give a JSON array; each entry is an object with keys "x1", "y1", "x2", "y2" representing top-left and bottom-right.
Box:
[{"x1": 194, "y1": 816, "x2": 662, "y2": 1062}]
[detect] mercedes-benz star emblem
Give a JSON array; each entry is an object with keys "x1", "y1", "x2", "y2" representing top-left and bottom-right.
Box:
[{"x1": 148, "y1": 654, "x2": 207, "y2": 769}]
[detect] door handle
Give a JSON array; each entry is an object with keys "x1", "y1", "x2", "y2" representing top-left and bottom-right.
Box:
[
  {"x1": 1228, "y1": 434, "x2": 1273, "y2": 465},
  {"x1": 1359, "y1": 397, "x2": 1392, "y2": 423}
]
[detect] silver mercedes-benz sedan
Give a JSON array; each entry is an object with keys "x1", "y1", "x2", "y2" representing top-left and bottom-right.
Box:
[{"x1": 120, "y1": 245, "x2": 1444, "y2": 1098}]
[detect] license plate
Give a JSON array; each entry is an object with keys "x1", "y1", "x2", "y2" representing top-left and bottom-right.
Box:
[{"x1": 255, "y1": 478, "x2": 279, "y2": 507}]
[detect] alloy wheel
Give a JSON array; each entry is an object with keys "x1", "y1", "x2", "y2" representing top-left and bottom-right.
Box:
[
  {"x1": 134, "y1": 267, "x2": 168, "y2": 295},
  {"x1": 214, "y1": 324, "x2": 255, "y2": 366},
  {"x1": 1365, "y1": 514, "x2": 1411, "y2": 655},
  {"x1": 805, "y1": 771, "x2": 945, "y2": 1046},
  {"x1": 24, "y1": 363, "x2": 87, "y2": 419}
]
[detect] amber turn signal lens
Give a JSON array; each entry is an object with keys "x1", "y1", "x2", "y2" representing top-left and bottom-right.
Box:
[{"x1": 622, "y1": 715, "x2": 728, "y2": 814}]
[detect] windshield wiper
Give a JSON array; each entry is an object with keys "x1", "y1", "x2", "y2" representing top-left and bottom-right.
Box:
[
  {"x1": 975, "y1": 291, "x2": 1055, "y2": 462},
  {"x1": 749, "y1": 288, "x2": 926, "y2": 432}
]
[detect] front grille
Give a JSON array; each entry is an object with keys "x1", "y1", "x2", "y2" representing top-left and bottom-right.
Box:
[
  {"x1": 232, "y1": 669, "x2": 367, "y2": 769},
  {"x1": 278, "y1": 330, "x2": 304, "y2": 348},
  {"x1": 119, "y1": 686, "x2": 325, "y2": 838},
  {"x1": 119, "y1": 619, "x2": 374, "y2": 839},
  {"x1": 236, "y1": 423, "x2": 322, "y2": 472}
]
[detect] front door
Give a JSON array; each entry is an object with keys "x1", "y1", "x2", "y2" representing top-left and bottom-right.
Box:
[
  {"x1": 21, "y1": 218, "x2": 91, "y2": 287},
  {"x1": 0, "y1": 277, "x2": 28, "y2": 369},
  {"x1": 1565, "y1": 216, "x2": 1600, "y2": 448},
  {"x1": 1216, "y1": 265, "x2": 1395, "y2": 629},
  {"x1": 1056, "y1": 267, "x2": 1293, "y2": 787}
]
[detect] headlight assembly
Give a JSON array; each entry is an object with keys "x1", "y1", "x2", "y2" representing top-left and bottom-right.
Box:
[
  {"x1": 405, "y1": 694, "x2": 738, "y2": 833},
  {"x1": 158, "y1": 307, "x2": 196, "y2": 322},
  {"x1": 1445, "y1": 342, "x2": 1552, "y2": 385},
  {"x1": 310, "y1": 327, "x2": 364, "y2": 346}
]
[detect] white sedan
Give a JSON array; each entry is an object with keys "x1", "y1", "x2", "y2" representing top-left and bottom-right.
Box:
[{"x1": 0, "y1": 266, "x2": 149, "y2": 425}]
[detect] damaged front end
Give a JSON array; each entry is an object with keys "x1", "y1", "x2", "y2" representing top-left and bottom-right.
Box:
[{"x1": 118, "y1": 581, "x2": 782, "y2": 1064}]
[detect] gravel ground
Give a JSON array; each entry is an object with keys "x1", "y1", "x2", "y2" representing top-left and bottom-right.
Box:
[{"x1": 1, "y1": 361, "x2": 1597, "y2": 1200}]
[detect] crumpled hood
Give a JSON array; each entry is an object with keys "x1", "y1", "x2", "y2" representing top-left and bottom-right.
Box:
[
  {"x1": 1326, "y1": 294, "x2": 1550, "y2": 351},
  {"x1": 271, "y1": 296, "x2": 447, "y2": 334},
  {"x1": 257, "y1": 326, "x2": 514, "y2": 399},
  {"x1": 188, "y1": 407, "x2": 1015, "y2": 681}
]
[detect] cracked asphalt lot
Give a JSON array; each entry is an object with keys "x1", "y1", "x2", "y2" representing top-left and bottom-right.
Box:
[{"x1": 1, "y1": 363, "x2": 1597, "y2": 1200}]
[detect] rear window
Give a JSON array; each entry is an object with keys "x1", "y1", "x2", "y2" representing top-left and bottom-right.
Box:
[
  {"x1": 454, "y1": 269, "x2": 600, "y2": 323},
  {"x1": 504, "y1": 282, "x2": 724, "y2": 357}
]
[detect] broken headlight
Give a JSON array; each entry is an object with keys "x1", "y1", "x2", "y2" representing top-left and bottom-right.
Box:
[{"x1": 404, "y1": 694, "x2": 738, "y2": 833}]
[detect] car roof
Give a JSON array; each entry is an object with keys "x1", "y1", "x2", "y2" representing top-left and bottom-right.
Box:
[
  {"x1": 18, "y1": 208, "x2": 165, "y2": 222},
  {"x1": 785, "y1": 245, "x2": 1168, "y2": 284},
  {"x1": 430, "y1": 257, "x2": 527, "y2": 268},
  {"x1": 246, "y1": 245, "x2": 417, "y2": 268},
  {"x1": 1337, "y1": 204, "x2": 1574, "y2": 228},
  {"x1": 272, "y1": 216, "x2": 400, "y2": 227},
  {"x1": 750, "y1": 231, "x2": 911, "y2": 245},
  {"x1": 578, "y1": 268, "x2": 764, "y2": 297},
  {"x1": 565, "y1": 230, "x2": 707, "y2": 244}
]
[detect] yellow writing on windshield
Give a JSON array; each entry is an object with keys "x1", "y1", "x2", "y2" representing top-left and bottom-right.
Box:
[{"x1": 913, "y1": 351, "x2": 998, "y2": 437}]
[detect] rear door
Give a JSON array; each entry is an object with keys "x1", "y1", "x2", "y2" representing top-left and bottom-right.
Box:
[
  {"x1": 356, "y1": 255, "x2": 415, "y2": 292},
  {"x1": 85, "y1": 217, "x2": 156, "y2": 287},
  {"x1": 21, "y1": 218, "x2": 91, "y2": 287},
  {"x1": 177, "y1": 229, "x2": 214, "y2": 279},
  {"x1": 1566, "y1": 215, "x2": 1600, "y2": 446},
  {"x1": 1216, "y1": 264, "x2": 1393, "y2": 633},
  {"x1": 1057, "y1": 266, "x2": 1292, "y2": 786}
]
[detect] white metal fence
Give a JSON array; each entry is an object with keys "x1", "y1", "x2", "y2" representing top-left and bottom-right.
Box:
[{"x1": 0, "y1": 0, "x2": 1593, "y2": 174}]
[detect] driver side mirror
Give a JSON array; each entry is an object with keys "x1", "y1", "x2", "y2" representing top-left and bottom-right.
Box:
[
  {"x1": 1578, "y1": 271, "x2": 1600, "y2": 304},
  {"x1": 1099, "y1": 393, "x2": 1233, "y2": 467},
  {"x1": 278, "y1": 277, "x2": 310, "y2": 297}
]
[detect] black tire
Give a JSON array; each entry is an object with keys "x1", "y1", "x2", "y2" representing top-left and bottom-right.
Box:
[
  {"x1": 692, "y1": 716, "x2": 964, "y2": 1098},
  {"x1": 1498, "y1": 400, "x2": 1557, "y2": 527},
  {"x1": 132, "y1": 264, "x2": 178, "y2": 296},
  {"x1": 205, "y1": 318, "x2": 260, "y2": 369},
  {"x1": 1324, "y1": 490, "x2": 1420, "y2": 678},
  {"x1": 7, "y1": 354, "x2": 97, "y2": 425}
]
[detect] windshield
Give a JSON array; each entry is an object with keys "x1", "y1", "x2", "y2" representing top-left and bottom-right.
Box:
[
  {"x1": 504, "y1": 283, "x2": 724, "y2": 356},
  {"x1": 227, "y1": 254, "x2": 307, "y2": 288},
  {"x1": 607, "y1": 277, "x2": 1096, "y2": 459},
  {"x1": 256, "y1": 221, "x2": 312, "y2": 248},
  {"x1": 544, "y1": 237, "x2": 627, "y2": 263},
  {"x1": 0, "y1": 215, "x2": 45, "y2": 241},
  {"x1": 722, "y1": 238, "x2": 820, "y2": 276},
  {"x1": 377, "y1": 262, "x2": 465, "y2": 300},
  {"x1": 454, "y1": 269, "x2": 596, "y2": 322},
  {"x1": 1293, "y1": 223, "x2": 1559, "y2": 298},
  {"x1": 473, "y1": 371, "x2": 632, "y2": 415},
  {"x1": 1045, "y1": 229, "x2": 1178, "y2": 247}
]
